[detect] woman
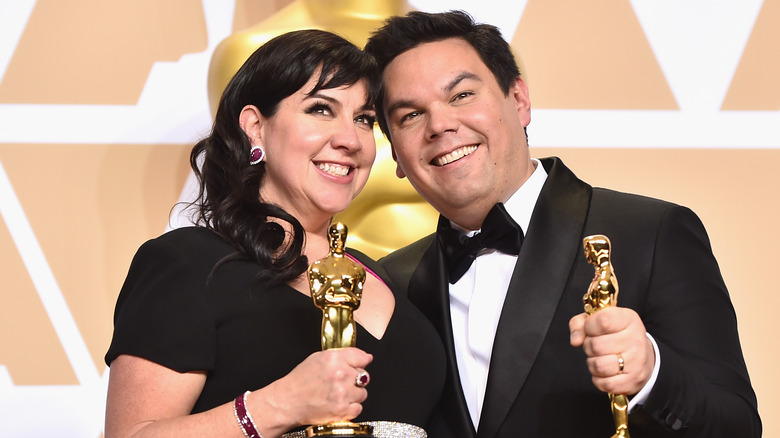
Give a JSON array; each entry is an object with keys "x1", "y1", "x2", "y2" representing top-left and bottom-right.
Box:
[{"x1": 104, "y1": 30, "x2": 444, "y2": 437}]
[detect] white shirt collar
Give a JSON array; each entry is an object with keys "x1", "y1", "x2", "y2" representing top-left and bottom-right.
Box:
[{"x1": 503, "y1": 158, "x2": 548, "y2": 234}]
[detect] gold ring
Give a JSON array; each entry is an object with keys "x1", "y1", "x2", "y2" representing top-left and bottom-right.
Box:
[{"x1": 617, "y1": 353, "x2": 625, "y2": 374}]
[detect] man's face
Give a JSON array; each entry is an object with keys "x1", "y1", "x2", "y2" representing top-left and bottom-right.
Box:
[{"x1": 381, "y1": 38, "x2": 534, "y2": 229}]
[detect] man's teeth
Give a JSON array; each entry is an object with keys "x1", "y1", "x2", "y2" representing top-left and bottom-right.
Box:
[
  {"x1": 435, "y1": 145, "x2": 478, "y2": 166},
  {"x1": 317, "y1": 162, "x2": 351, "y2": 176}
]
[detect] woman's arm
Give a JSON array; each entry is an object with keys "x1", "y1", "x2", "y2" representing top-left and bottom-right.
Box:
[{"x1": 106, "y1": 349, "x2": 372, "y2": 438}]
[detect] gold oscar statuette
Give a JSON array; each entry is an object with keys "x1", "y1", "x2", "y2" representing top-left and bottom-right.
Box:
[
  {"x1": 306, "y1": 222, "x2": 374, "y2": 437},
  {"x1": 583, "y1": 235, "x2": 630, "y2": 438}
]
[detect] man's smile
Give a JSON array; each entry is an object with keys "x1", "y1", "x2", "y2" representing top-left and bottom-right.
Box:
[{"x1": 432, "y1": 145, "x2": 478, "y2": 166}]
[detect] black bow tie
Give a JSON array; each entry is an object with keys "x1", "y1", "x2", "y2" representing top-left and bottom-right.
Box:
[{"x1": 437, "y1": 203, "x2": 524, "y2": 283}]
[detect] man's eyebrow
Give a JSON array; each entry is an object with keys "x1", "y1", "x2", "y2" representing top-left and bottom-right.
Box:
[
  {"x1": 444, "y1": 71, "x2": 481, "y2": 93},
  {"x1": 385, "y1": 71, "x2": 482, "y2": 116},
  {"x1": 386, "y1": 98, "x2": 416, "y2": 117}
]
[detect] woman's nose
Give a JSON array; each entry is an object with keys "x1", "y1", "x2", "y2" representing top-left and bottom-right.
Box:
[{"x1": 331, "y1": 119, "x2": 363, "y2": 151}]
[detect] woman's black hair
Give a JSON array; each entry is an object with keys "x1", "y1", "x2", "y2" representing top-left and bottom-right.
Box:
[{"x1": 188, "y1": 29, "x2": 378, "y2": 285}]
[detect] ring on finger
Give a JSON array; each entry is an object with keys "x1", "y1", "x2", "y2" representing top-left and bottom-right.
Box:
[{"x1": 616, "y1": 353, "x2": 625, "y2": 375}]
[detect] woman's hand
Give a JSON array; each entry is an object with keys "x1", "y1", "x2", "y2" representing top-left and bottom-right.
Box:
[{"x1": 250, "y1": 347, "x2": 374, "y2": 434}]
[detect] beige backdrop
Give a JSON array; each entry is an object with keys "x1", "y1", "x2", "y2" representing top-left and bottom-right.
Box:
[{"x1": 0, "y1": 0, "x2": 777, "y2": 436}]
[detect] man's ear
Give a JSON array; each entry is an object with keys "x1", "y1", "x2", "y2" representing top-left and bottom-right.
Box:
[
  {"x1": 511, "y1": 76, "x2": 532, "y2": 128},
  {"x1": 239, "y1": 105, "x2": 263, "y2": 142},
  {"x1": 395, "y1": 163, "x2": 407, "y2": 179},
  {"x1": 389, "y1": 144, "x2": 407, "y2": 179}
]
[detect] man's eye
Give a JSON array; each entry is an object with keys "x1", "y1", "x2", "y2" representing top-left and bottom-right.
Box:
[
  {"x1": 400, "y1": 111, "x2": 421, "y2": 123},
  {"x1": 452, "y1": 91, "x2": 473, "y2": 102}
]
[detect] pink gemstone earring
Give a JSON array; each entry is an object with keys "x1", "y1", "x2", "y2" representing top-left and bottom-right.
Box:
[{"x1": 249, "y1": 145, "x2": 265, "y2": 165}]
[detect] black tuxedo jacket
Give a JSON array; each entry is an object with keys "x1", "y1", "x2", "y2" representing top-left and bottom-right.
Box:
[{"x1": 380, "y1": 157, "x2": 760, "y2": 438}]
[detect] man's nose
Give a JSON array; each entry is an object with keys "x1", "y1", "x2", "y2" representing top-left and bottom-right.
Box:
[{"x1": 426, "y1": 104, "x2": 459, "y2": 140}]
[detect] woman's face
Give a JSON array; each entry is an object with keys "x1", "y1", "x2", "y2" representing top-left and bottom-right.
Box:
[{"x1": 255, "y1": 76, "x2": 377, "y2": 226}]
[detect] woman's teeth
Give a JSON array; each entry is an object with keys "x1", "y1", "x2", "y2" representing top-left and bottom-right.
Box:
[{"x1": 317, "y1": 162, "x2": 350, "y2": 176}]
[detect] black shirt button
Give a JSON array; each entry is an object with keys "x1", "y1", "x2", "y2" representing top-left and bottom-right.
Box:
[{"x1": 665, "y1": 413, "x2": 684, "y2": 430}]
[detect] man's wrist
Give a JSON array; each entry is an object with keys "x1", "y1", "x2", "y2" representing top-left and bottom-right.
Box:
[{"x1": 628, "y1": 332, "x2": 660, "y2": 412}]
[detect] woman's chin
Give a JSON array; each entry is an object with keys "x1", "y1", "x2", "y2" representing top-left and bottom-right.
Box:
[{"x1": 315, "y1": 202, "x2": 352, "y2": 220}]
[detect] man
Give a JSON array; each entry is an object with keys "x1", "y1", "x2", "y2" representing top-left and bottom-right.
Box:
[{"x1": 366, "y1": 10, "x2": 760, "y2": 437}]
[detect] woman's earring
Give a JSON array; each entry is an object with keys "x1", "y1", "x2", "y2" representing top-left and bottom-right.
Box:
[{"x1": 250, "y1": 145, "x2": 266, "y2": 165}]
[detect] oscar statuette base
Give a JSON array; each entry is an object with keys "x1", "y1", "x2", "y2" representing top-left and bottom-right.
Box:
[{"x1": 305, "y1": 421, "x2": 374, "y2": 437}]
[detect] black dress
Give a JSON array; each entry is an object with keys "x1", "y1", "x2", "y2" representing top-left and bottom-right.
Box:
[{"x1": 105, "y1": 227, "x2": 445, "y2": 429}]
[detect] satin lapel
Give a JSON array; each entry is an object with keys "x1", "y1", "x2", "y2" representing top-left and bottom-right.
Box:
[
  {"x1": 477, "y1": 158, "x2": 593, "y2": 438},
  {"x1": 408, "y1": 234, "x2": 477, "y2": 438}
]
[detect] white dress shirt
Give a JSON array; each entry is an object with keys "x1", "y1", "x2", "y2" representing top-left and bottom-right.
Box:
[{"x1": 447, "y1": 159, "x2": 659, "y2": 428}]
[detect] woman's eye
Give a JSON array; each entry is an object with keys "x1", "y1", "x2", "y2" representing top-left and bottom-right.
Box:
[
  {"x1": 307, "y1": 102, "x2": 332, "y2": 116},
  {"x1": 355, "y1": 114, "x2": 376, "y2": 127}
]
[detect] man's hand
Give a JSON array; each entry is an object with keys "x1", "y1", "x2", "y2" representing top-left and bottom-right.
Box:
[{"x1": 569, "y1": 307, "x2": 655, "y2": 395}]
